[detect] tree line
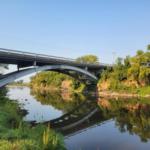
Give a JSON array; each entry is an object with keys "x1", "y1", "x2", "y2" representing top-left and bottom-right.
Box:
[{"x1": 99, "y1": 44, "x2": 150, "y2": 93}]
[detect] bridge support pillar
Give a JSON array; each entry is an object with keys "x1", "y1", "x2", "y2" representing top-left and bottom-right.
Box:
[
  {"x1": 33, "y1": 61, "x2": 37, "y2": 66},
  {"x1": 85, "y1": 66, "x2": 88, "y2": 71}
]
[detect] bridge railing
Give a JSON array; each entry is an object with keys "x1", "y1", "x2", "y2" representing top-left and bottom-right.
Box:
[
  {"x1": 0, "y1": 48, "x2": 75, "y2": 61},
  {"x1": 0, "y1": 48, "x2": 112, "y2": 67}
]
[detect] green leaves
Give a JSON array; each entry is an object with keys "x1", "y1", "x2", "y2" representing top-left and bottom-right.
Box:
[
  {"x1": 76, "y1": 55, "x2": 99, "y2": 64},
  {"x1": 99, "y1": 44, "x2": 150, "y2": 90},
  {"x1": 147, "y1": 44, "x2": 150, "y2": 51},
  {"x1": 30, "y1": 71, "x2": 69, "y2": 87}
]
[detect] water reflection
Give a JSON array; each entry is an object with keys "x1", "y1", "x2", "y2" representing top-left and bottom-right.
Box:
[
  {"x1": 65, "y1": 98, "x2": 150, "y2": 150},
  {"x1": 31, "y1": 88, "x2": 88, "y2": 113},
  {"x1": 98, "y1": 98, "x2": 150, "y2": 142},
  {"x1": 7, "y1": 87, "x2": 63, "y2": 122},
  {"x1": 7, "y1": 87, "x2": 150, "y2": 149}
]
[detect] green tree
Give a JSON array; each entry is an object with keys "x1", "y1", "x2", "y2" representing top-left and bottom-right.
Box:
[
  {"x1": 76, "y1": 55, "x2": 99, "y2": 64},
  {"x1": 124, "y1": 56, "x2": 131, "y2": 69},
  {"x1": 136, "y1": 50, "x2": 144, "y2": 56},
  {"x1": 147, "y1": 44, "x2": 150, "y2": 51},
  {"x1": 139, "y1": 66, "x2": 150, "y2": 84},
  {"x1": 111, "y1": 57, "x2": 127, "y2": 81},
  {"x1": 128, "y1": 48, "x2": 150, "y2": 85},
  {"x1": 99, "y1": 44, "x2": 150, "y2": 90},
  {"x1": 127, "y1": 63, "x2": 140, "y2": 82}
]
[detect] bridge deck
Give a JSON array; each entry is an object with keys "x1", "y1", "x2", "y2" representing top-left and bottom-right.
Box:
[{"x1": 0, "y1": 48, "x2": 111, "y2": 69}]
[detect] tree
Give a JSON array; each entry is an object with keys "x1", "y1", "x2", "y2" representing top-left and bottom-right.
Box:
[
  {"x1": 99, "y1": 45, "x2": 150, "y2": 90},
  {"x1": 127, "y1": 63, "x2": 140, "y2": 82},
  {"x1": 139, "y1": 66, "x2": 150, "y2": 84},
  {"x1": 115, "y1": 57, "x2": 123, "y2": 69},
  {"x1": 147, "y1": 44, "x2": 150, "y2": 51},
  {"x1": 76, "y1": 55, "x2": 99, "y2": 64},
  {"x1": 111, "y1": 57, "x2": 127, "y2": 81},
  {"x1": 124, "y1": 56, "x2": 131, "y2": 68},
  {"x1": 136, "y1": 50, "x2": 144, "y2": 56}
]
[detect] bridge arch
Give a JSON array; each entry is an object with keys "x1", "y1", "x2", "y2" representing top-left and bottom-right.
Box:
[{"x1": 0, "y1": 65, "x2": 98, "y2": 88}]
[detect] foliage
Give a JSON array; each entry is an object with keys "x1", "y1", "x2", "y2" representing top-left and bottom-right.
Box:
[
  {"x1": 99, "y1": 44, "x2": 150, "y2": 92},
  {"x1": 30, "y1": 71, "x2": 85, "y2": 92},
  {"x1": 76, "y1": 55, "x2": 99, "y2": 64},
  {"x1": 30, "y1": 71, "x2": 67, "y2": 87},
  {"x1": 147, "y1": 44, "x2": 150, "y2": 51},
  {"x1": 135, "y1": 86, "x2": 150, "y2": 96}
]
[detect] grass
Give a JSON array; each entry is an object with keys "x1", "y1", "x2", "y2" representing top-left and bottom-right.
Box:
[
  {"x1": 136, "y1": 86, "x2": 150, "y2": 96},
  {"x1": 107, "y1": 84, "x2": 150, "y2": 97},
  {"x1": 0, "y1": 88, "x2": 66, "y2": 150}
]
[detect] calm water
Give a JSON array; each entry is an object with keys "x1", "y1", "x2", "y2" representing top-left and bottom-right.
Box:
[{"x1": 7, "y1": 87, "x2": 150, "y2": 150}]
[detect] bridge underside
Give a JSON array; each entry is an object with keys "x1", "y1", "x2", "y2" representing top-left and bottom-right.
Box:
[
  {"x1": 31, "y1": 99, "x2": 105, "y2": 137},
  {"x1": 0, "y1": 65, "x2": 98, "y2": 88}
]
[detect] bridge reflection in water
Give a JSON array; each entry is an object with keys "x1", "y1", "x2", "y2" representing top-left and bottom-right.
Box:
[
  {"x1": 30, "y1": 89, "x2": 150, "y2": 142},
  {"x1": 46, "y1": 99, "x2": 99, "y2": 136},
  {"x1": 7, "y1": 87, "x2": 150, "y2": 150},
  {"x1": 30, "y1": 90, "x2": 103, "y2": 137}
]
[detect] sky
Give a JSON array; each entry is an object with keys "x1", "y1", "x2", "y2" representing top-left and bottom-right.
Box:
[{"x1": 0, "y1": 0, "x2": 150, "y2": 64}]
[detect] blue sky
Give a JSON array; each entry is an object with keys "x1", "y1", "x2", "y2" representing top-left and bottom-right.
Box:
[{"x1": 0, "y1": 0, "x2": 150, "y2": 63}]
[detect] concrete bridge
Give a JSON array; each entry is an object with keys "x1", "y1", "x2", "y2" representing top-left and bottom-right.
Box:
[{"x1": 0, "y1": 48, "x2": 111, "y2": 87}]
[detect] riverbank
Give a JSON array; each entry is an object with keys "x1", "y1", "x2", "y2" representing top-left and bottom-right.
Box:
[
  {"x1": 98, "y1": 86, "x2": 150, "y2": 98},
  {"x1": 0, "y1": 88, "x2": 66, "y2": 150},
  {"x1": 7, "y1": 83, "x2": 87, "y2": 94},
  {"x1": 98, "y1": 81, "x2": 150, "y2": 98},
  {"x1": 8, "y1": 84, "x2": 150, "y2": 99},
  {"x1": 98, "y1": 91, "x2": 150, "y2": 98}
]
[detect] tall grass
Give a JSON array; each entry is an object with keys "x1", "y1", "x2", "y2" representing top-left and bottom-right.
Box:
[{"x1": 0, "y1": 88, "x2": 66, "y2": 150}]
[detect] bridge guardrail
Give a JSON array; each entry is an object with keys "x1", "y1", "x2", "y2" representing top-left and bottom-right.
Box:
[
  {"x1": 0, "y1": 48, "x2": 112, "y2": 67},
  {"x1": 0, "y1": 48, "x2": 75, "y2": 61}
]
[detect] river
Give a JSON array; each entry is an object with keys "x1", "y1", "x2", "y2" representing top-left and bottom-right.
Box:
[{"x1": 7, "y1": 87, "x2": 150, "y2": 150}]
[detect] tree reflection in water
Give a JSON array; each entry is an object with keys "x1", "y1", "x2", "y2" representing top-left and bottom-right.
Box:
[
  {"x1": 30, "y1": 89, "x2": 90, "y2": 113},
  {"x1": 98, "y1": 98, "x2": 150, "y2": 142},
  {"x1": 30, "y1": 89, "x2": 150, "y2": 142}
]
